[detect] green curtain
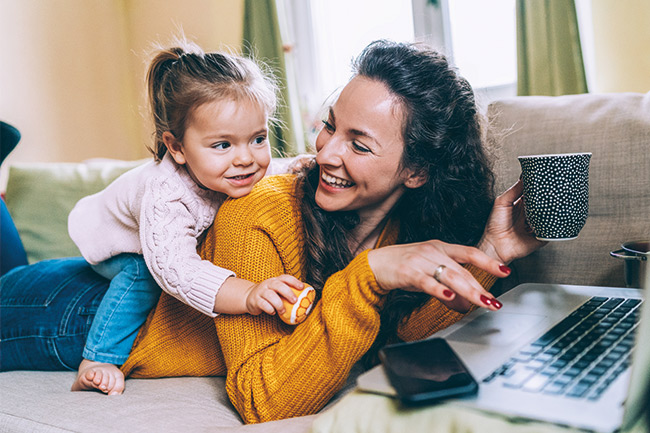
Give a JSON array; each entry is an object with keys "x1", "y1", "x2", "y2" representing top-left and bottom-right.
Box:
[
  {"x1": 242, "y1": 0, "x2": 296, "y2": 156},
  {"x1": 516, "y1": 0, "x2": 588, "y2": 96}
]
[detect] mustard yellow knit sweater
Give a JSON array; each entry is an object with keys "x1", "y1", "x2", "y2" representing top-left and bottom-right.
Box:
[{"x1": 121, "y1": 174, "x2": 497, "y2": 423}]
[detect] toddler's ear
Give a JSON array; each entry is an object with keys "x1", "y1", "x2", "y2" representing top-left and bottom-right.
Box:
[{"x1": 163, "y1": 131, "x2": 186, "y2": 165}]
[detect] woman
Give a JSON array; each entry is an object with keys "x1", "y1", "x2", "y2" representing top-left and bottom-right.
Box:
[{"x1": 1, "y1": 41, "x2": 542, "y2": 422}]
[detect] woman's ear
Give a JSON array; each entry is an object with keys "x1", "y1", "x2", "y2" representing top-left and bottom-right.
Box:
[
  {"x1": 404, "y1": 170, "x2": 427, "y2": 189},
  {"x1": 163, "y1": 131, "x2": 186, "y2": 165}
]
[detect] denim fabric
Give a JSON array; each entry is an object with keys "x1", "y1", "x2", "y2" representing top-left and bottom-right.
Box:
[
  {"x1": 83, "y1": 253, "x2": 160, "y2": 364},
  {"x1": 0, "y1": 198, "x2": 28, "y2": 276},
  {"x1": 0, "y1": 258, "x2": 109, "y2": 371}
]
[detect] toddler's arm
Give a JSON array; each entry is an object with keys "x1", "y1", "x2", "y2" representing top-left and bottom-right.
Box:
[{"x1": 214, "y1": 275, "x2": 304, "y2": 315}]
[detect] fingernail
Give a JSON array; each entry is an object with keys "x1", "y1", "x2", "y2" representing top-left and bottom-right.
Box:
[
  {"x1": 499, "y1": 264, "x2": 511, "y2": 275},
  {"x1": 492, "y1": 299, "x2": 503, "y2": 309},
  {"x1": 443, "y1": 289, "x2": 454, "y2": 298},
  {"x1": 480, "y1": 295, "x2": 493, "y2": 306}
]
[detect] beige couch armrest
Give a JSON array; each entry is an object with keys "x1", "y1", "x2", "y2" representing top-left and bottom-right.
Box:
[{"x1": 487, "y1": 92, "x2": 650, "y2": 289}]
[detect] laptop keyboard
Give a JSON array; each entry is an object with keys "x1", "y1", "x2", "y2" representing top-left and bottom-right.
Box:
[{"x1": 483, "y1": 296, "x2": 642, "y2": 401}]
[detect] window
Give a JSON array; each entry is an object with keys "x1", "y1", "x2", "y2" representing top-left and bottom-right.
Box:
[
  {"x1": 446, "y1": 0, "x2": 517, "y2": 89},
  {"x1": 282, "y1": 0, "x2": 517, "y2": 149},
  {"x1": 301, "y1": 0, "x2": 414, "y2": 111},
  {"x1": 412, "y1": 0, "x2": 517, "y2": 104}
]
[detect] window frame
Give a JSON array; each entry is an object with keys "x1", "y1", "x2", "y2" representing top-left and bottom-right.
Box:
[{"x1": 282, "y1": 0, "x2": 518, "y2": 150}]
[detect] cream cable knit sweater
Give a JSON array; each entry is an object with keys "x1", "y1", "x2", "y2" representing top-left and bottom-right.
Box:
[{"x1": 68, "y1": 153, "x2": 232, "y2": 317}]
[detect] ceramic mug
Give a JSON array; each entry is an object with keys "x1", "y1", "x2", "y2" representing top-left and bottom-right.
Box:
[{"x1": 518, "y1": 152, "x2": 592, "y2": 241}]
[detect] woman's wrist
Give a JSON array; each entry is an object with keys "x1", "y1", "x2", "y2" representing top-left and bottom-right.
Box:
[
  {"x1": 476, "y1": 236, "x2": 509, "y2": 265},
  {"x1": 363, "y1": 249, "x2": 392, "y2": 296}
]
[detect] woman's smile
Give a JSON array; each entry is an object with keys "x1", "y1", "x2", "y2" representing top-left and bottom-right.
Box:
[{"x1": 320, "y1": 171, "x2": 355, "y2": 189}]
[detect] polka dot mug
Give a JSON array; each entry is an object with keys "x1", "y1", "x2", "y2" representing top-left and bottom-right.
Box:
[{"x1": 518, "y1": 153, "x2": 592, "y2": 241}]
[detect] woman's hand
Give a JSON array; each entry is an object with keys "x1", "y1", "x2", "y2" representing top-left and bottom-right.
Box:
[
  {"x1": 477, "y1": 179, "x2": 546, "y2": 264},
  {"x1": 367, "y1": 240, "x2": 510, "y2": 312}
]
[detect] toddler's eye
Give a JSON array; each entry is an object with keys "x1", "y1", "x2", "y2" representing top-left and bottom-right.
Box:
[
  {"x1": 213, "y1": 142, "x2": 231, "y2": 150},
  {"x1": 253, "y1": 136, "x2": 267, "y2": 145}
]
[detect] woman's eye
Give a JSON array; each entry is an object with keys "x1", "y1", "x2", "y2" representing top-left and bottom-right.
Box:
[
  {"x1": 321, "y1": 120, "x2": 335, "y2": 133},
  {"x1": 213, "y1": 142, "x2": 231, "y2": 150},
  {"x1": 352, "y1": 141, "x2": 372, "y2": 154}
]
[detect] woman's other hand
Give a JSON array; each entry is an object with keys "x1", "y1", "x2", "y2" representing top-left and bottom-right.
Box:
[
  {"x1": 478, "y1": 179, "x2": 546, "y2": 265},
  {"x1": 368, "y1": 240, "x2": 510, "y2": 312}
]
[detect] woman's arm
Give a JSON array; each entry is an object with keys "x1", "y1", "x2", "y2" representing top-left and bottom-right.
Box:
[{"x1": 200, "y1": 179, "x2": 387, "y2": 422}]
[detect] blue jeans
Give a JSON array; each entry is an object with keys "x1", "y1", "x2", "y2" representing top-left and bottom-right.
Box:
[
  {"x1": 0, "y1": 257, "x2": 109, "y2": 371},
  {"x1": 0, "y1": 198, "x2": 28, "y2": 276},
  {"x1": 0, "y1": 254, "x2": 160, "y2": 370},
  {"x1": 84, "y1": 253, "x2": 160, "y2": 365}
]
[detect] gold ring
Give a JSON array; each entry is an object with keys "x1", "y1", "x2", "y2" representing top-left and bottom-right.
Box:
[{"x1": 433, "y1": 264, "x2": 446, "y2": 282}]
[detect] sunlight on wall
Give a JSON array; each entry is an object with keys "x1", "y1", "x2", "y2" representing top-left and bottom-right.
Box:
[
  {"x1": 0, "y1": 0, "x2": 244, "y2": 189},
  {"x1": 591, "y1": 0, "x2": 650, "y2": 93}
]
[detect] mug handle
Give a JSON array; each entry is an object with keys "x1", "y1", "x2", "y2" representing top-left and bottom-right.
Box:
[{"x1": 610, "y1": 249, "x2": 645, "y2": 261}]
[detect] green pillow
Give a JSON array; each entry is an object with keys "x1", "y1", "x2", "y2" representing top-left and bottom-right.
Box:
[{"x1": 5, "y1": 159, "x2": 148, "y2": 264}]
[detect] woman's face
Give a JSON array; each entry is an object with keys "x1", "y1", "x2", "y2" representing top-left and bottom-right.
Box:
[{"x1": 314, "y1": 76, "x2": 420, "y2": 222}]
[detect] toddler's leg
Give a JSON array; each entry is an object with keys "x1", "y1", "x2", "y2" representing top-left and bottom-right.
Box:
[{"x1": 72, "y1": 254, "x2": 160, "y2": 395}]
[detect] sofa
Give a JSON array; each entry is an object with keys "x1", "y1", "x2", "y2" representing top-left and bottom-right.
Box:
[{"x1": 1, "y1": 91, "x2": 648, "y2": 432}]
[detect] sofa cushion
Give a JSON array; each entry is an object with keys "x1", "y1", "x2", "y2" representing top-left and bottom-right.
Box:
[
  {"x1": 0, "y1": 371, "x2": 316, "y2": 432},
  {"x1": 488, "y1": 92, "x2": 650, "y2": 289},
  {"x1": 4, "y1": 159, "x2": 147, "y2": 263}
]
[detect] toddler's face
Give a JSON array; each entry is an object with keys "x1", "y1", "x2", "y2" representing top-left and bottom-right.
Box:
[{"x1": 174, "y1": 98, "x2": 271, "y2": 198}]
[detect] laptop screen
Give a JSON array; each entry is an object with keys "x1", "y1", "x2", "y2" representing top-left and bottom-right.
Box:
[{"x1": 621, "y1": 273, "x2": 650, "y2": 431}]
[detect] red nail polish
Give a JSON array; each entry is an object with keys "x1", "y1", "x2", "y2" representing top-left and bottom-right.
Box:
[
  {"x1": 480, "y1": 295, "x2": 493, "y2": 306},
  {"x1": 492, "y1": 299, "x2": 503, "y2": 309},
  {"x1": 443, "y1": 289, "x2": 454, "y2": 298},
  {"x1": 499, "y1": 264, "x2": 511, "y2": 275}
]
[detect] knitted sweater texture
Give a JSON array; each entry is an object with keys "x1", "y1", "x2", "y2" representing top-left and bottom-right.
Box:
[
  {"x1": 68, "y1": 153, "x2": 233, "y2": 317},
  {"x1": 121, "y1": 174, "x2": 497, "y2": 423}
]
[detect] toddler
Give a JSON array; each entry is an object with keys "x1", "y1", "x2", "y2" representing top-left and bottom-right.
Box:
[{"x1": 68, "y1": 40, "x2": 304, "y2": 395}]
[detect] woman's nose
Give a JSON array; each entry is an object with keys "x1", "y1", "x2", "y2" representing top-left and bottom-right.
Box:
[{"x1": 315, "y1": 134, "x2": 344, "y2": 167}]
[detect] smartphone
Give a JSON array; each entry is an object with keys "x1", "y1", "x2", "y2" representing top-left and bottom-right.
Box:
[{"x1": 379, "y1": 338, "x2": 478, "y2": 405}]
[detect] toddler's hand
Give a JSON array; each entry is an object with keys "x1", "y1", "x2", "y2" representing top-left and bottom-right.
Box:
[{"x1": 245, "y1": 275, "x2": 304, "y2": 316}]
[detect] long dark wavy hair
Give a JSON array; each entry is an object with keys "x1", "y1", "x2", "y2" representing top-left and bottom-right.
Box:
[{"x1": 297, "y1": 40, "x2": 495, "y2": 364}]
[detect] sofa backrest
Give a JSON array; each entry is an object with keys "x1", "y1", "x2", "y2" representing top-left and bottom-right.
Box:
[
  {"x1": 5, "y1": 159, "x2": 146, "y2": 263},
  {"x1": 487, "y1": 92, "x2": 650, "y2": 289}
]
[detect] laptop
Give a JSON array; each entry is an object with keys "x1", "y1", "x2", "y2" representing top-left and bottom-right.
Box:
[{"x1": 357, "y1": 280, "x2": 649, "y2": 432}]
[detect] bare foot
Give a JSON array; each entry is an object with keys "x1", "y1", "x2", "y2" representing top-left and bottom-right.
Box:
[{"x1": 71, "y1": 359, "x2": 125, "y2": 395}]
